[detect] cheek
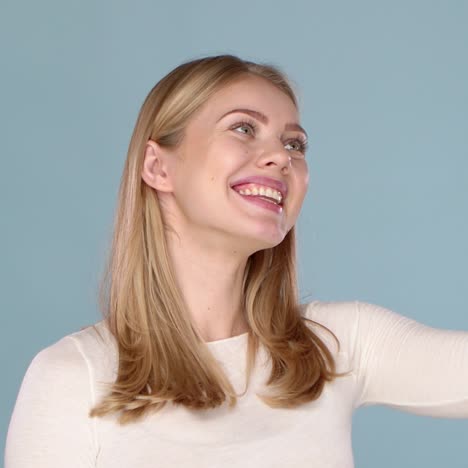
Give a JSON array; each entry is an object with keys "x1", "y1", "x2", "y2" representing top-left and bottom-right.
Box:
[
  {"x1": 301, "y1": 176, "x2": 310, "y2": 199},
  {"x1": 210, "y1": 138, "x2": 250, "y2": 173},
  {"x1": 222, "y1": 135, "x2": 250, "y2": 154},
  {"x1": 294, "y1": 165, "x2": 309, "y2": 198}
]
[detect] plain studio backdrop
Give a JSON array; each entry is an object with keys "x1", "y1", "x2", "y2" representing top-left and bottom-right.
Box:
[{"x1": 1, "y1": 1, "x2": 467, "y2": 466}]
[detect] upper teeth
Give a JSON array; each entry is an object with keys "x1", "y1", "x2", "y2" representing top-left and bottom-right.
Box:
[{"x1": 236, "y1": 185, "x2": 283, "y2": 204}]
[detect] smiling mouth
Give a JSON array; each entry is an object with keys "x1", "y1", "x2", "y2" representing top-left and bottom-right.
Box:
[
  {"x1": 231, "y1": 188, "x2": 283, "y2": 214},
  {"x1": 236, "y1": 190, "x2": 283, "y2": 207},
  {"x1": 231, "y1": 185, "x2": 283, "y2": 206}
]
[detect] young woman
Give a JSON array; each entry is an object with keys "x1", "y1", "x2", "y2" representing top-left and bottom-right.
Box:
[{"x1": 5, "y1": 54, "x2": 468, "y2": 467}]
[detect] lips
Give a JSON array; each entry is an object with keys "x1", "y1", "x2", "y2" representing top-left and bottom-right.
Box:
[{"x1": 230, "y1": 176, "x2": 288, "y2": 201}]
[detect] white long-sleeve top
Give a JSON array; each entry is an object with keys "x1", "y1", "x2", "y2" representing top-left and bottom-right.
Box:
[{"x1": 5, "y1": 301, "x2": 468, "y2": 467}]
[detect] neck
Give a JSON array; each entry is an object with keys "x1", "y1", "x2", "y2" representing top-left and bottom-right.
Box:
[{"x1": 166, "y1": 232, "x2": 250, "y2": 343}]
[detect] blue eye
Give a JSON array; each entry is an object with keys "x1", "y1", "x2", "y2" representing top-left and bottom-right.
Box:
[
  {"x1": 231, "y1": 120, "x2": 257, "y2": 135},
  {"x1": 230, "y1": 119, "x2": 308, "y2": 156},
  {"x1": 285, "y1": 139, "x2": 308, "y2": 154}
]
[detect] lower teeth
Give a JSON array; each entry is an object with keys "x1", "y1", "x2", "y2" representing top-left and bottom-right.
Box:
[{"x1": 247, "y1": 195, "x2": 277, "y2": 205}]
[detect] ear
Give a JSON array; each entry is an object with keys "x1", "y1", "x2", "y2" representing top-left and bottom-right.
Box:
[{"x1": 141, "y1": 140, "x2": 174, "y2": 192}]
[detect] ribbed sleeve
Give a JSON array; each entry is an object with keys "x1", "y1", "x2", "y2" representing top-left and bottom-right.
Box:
[{"x1": 352, "y1": 301, "x2": 468, "y2": 417}]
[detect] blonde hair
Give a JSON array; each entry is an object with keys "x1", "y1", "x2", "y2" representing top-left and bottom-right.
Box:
[{"x1": 90, "y1": 54, "x2": 344, "y2": 424}]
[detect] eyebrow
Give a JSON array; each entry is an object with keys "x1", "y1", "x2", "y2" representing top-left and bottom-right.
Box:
[{"x1": 217, "y1": 108, "x2": 308, "y2": 139}]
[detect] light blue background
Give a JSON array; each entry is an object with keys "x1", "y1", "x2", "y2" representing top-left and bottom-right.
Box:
[{"x1": 1, "y1": 1, "x2": 467, "y2": 466}]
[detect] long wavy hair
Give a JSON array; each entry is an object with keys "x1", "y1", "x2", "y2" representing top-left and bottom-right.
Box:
[{"x1": 90, "y1": 54, "x2": 344, "y2": 424}]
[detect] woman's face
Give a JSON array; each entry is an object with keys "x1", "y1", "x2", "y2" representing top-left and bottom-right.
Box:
[{"x1": 154, "y1": 74, "x2": 309, "y2": 254}]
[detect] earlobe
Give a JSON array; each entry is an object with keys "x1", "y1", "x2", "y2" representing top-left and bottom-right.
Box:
[{"x1": 141, "y1": 140, "x2": 173, "y2": 192}]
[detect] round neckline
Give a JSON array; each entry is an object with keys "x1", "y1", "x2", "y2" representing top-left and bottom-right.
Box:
[
  {"x1": 203, "y1": 301, "x2": 320, "y2": 347},
  {"x1": 205, "y1": 330, "x2": 249, "y2": 347}
]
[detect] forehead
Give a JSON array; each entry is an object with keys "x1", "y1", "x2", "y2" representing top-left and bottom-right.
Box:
[{"x1": 199, "y1": 75, "x2": 299, "y2": 121}]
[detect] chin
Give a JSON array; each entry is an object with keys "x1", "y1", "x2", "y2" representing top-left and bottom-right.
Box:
[{"x1": 252, "y1": 231, "x2": 287, "y2": 252}]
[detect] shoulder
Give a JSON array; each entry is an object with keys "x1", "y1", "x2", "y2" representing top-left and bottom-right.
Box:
[
  {"x1": 6, "y1": 324, "x2": 110, "y2": 465},
  {"x1": 301, "y1": 299, "x2": 402, "y2": 329},
  {"x1": 300, "y1": 299, "x2": 362, "y2": 333},
  {"x1": 24, "y1": 320, "x2": 118, "y2": 398},
  {"x1": 67, "y1": 319, "x2": 118, "y2": 370},
  {"x1": 300, "y1": 300, "x2": 360, "y2": 355},
  {"x1": 33, "y1": 319, "x2": 115, "y2": 365},
  {"x1": 301, "y1": 299, "x2": 421, "y2": 353},
  {"x1": 300, "y1": 300, "x2": 402, "y2": 355},
  {"x1": 301, "y1": 299, "x2": 359, "y2": 324}
]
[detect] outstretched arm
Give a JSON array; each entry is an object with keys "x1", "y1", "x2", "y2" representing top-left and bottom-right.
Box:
[{"x1": 352, "y1": 301, "x2": 468, "y2": 417}]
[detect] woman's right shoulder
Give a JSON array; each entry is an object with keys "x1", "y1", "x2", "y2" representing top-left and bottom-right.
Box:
[
  {"x1": 28, "y1": 319, "x2": 119, "y2": 387},
  {"x1": 5, "y1": 321, "x2": 114, "y2": 466}
]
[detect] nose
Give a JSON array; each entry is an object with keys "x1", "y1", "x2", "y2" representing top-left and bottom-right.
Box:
[{"x1": 257, "y1": 142, "x2": 292, "y2": 174}]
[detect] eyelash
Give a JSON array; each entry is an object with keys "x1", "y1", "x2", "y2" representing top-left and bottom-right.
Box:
[{"x1": 230, "y1": 119, "x2": 309, "y2": 155}]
